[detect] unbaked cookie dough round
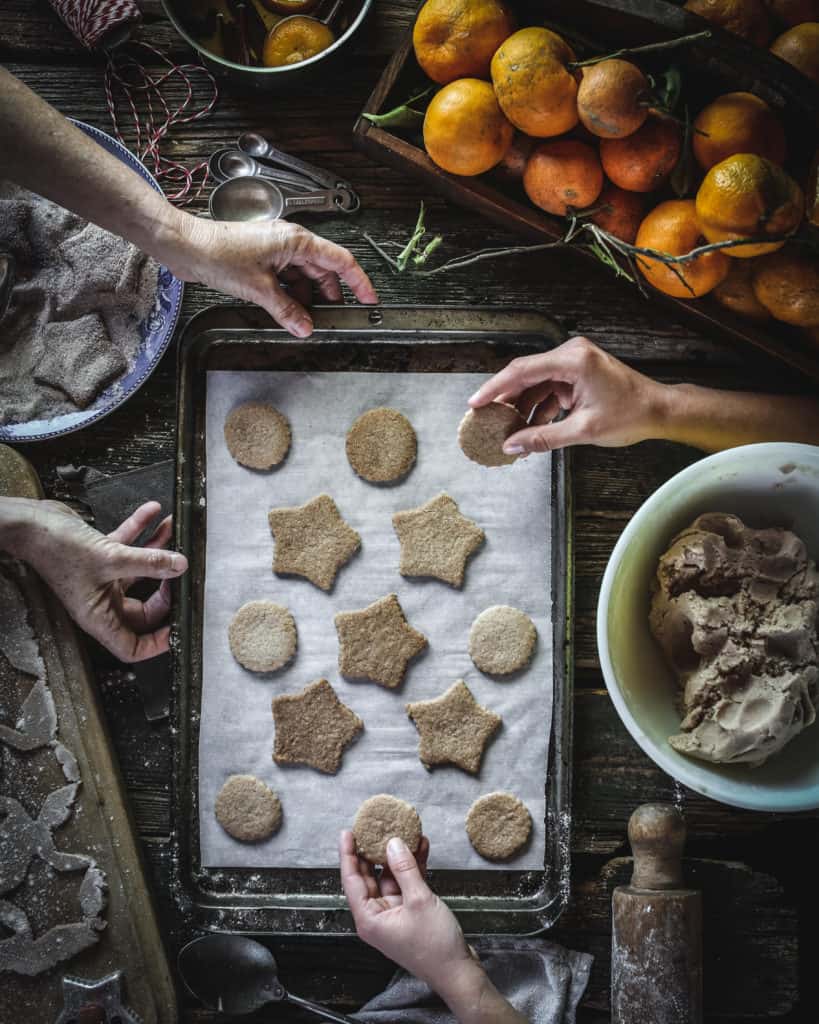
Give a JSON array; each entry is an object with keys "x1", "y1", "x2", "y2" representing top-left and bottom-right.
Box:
[
  {"x1": 466, "y1": 791, "x2": 532, "y2": 861},
  {"x1": 224, "y1": 401, "x2": 291, "y2": 470},
  {"x1": 228, "y1": 600, "x2": 297, "y2": 673},
  {"x1": 469, "y1": 605, "x2": 537, "y2": 675},
  {"x1": 214, "y1": 774, "x2": 283, "y2": 842},
  {"x1": 458, "y1": 402, "x2": 527, "y2": 467},
  {"x1": 352, "y1": 794, "x2": 422, "y2": 864},
  {"x1": 346, "y1": 407, "x2": 417, "y2": 483}
]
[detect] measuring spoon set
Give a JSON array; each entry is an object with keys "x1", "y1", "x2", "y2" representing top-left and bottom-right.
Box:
[{"x1": 208, "y1": 131, "x2": 359, "y2": 223}]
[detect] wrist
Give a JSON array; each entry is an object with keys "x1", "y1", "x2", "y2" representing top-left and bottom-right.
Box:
[
  {"x1": 645, "y1": 379, "x2": 681, "y2": 442},
  {"x1": 435, "y1": 956, "x2": 523, "y2": 1024},
  {"x1": 0, "y1": 497, "x2": 39, "y2": 558}
]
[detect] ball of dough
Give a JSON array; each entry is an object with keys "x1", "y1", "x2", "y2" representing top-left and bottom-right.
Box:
[
  {"x1": 228, "y1": 600, "x2": 297, "y2": 672},
  {"x1": 466, "y1": 792, "x2": 532, "y2": 861},
  {"x1": 458, "y1": 402, "x2": 527, "y2": 466},
  {"x1": 214, "y1": 774, "x2": 283, "y2": 842},
  {"x1": 224, "y1": 401, "x2": 291, "y2": 470},
  {"x1": 346, "y1": 407, "x2": 417, "y2": 483},
  {"x1": 352, "y1": 794, "x2": 422, "y2": 864},
  {"x1": 469, "y1": 605, "x2": 537, "y2": 675}
]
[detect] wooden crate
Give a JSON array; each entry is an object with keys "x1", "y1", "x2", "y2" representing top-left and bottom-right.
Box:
[{"x1": 353, "y1": 0, "x2": 819, "y2": 379}]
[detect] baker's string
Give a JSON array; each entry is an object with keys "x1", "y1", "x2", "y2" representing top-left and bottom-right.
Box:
[{"x1": 104, "y1": 42, "x2": 218, "y2": 205}]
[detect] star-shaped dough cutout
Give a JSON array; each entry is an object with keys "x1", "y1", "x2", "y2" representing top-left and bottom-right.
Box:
[
  {"x1": 271, "y1": 678, "x2": 363, "y2": 774},
  {"x1": 335, "y1": 593, "x2": 428, "y2": 689},
  {"x1": 268, "y1": 493, "x2": 361, "y2": 591},
  {"x1": 392, "y1": 493, "x2": 485, "y2": 588},
  {"x1": 406, "y1": 679, "x2": 501, "y2": 774}
]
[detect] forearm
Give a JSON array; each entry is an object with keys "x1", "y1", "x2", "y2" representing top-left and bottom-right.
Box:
[
  {"x1": 654, "y1": 383, "x2": 819, "y2": 452},
  {"x1": 0, "y1": 67, "x2": 194, "y2": 273},
  {"x1": 438, "y1": 960, "x2": 529, "y2": 1024}
]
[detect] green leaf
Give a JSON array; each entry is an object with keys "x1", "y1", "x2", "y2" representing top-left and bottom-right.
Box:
[
  {"x1": 361, "y1": 87, "x2": 432, "y2": 131},
  {"x1": 656, "y1": 66, "x2": 683, "y2": 113},
  {"x1": 671, "y1": 103, "x2": 694, "y2": 198}
]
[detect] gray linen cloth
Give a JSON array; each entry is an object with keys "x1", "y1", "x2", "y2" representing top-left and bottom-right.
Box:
[{"x1": 354, "y1": 938, "x2": 592, "y2": 1024}]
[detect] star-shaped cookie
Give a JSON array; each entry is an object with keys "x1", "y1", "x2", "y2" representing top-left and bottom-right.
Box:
[
  {"x1": 268, "y1": 493, "x2": 360, "y2": 591},
  {"x1": 406, "y1": 679, "x2": 501, "y2": 774},
  {"x1": 271, "y1": 678, "x2": 363, "y2": 774},
  {"x1": 335, "y1": 593, "x2": 428, "y2": 689},
  {"x1": 392, "y1": 493, "x2": 485, "y2": 588}
]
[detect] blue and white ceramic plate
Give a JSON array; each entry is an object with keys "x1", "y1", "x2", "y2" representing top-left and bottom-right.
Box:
[{"x1": 0, "y1": 119, "x2": 184, "y2": 443}]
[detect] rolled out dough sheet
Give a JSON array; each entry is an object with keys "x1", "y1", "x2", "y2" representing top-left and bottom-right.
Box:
[{"x1": 199, "y1": 370, "x2": 554, "y2": 870}]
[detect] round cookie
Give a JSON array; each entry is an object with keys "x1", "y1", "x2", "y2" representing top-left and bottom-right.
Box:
[
  {"x1": 346, "y1": 407, "x2": 417, "y2": 483},
  {"x1": 458, "y1": 402, "x2": 527, "y2": 467},
  {"x1": 214, "y1": 774, "x2": 282, "y2": 842},
  {"x1": 469, "y1": 605, "x2": 537, "y2": 676},
  {"x1": 466, "y1": 792, "x2": 532, "y2": 861},
  {"x1": 352, "y1": 794, "x2": 422, "y2": 864},
  {"x1": 224, "y1": 401, "x2": 291, "y2": 470},
  {"x1": 228, "y1": 600, "x2": 297, "y2": 672}
]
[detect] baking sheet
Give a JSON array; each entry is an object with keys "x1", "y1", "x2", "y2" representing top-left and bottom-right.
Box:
[{"x1": 200, "y1": 370, "x2": 553, "y2": 870}]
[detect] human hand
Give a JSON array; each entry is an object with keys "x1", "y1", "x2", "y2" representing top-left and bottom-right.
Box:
[
  {"x1": 171, "y1": 216, "x2": 378, "y2": 339},
  {"x1": 10, "y1": 499, "x2": 187, "y2": 662},
  {"x1": 469, "y1": 336, "x2": 668, "y2": 454}
]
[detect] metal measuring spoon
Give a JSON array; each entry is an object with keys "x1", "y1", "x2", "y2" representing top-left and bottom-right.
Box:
[
  {"x1": 208, "y1": 147, "x2": 316, "y2": 192},
  {"x1": 238, "y1": 130, "x2": 351, "y2": 193},
  {"x1": 178, "y1": 935, "x2": 358, "y2": 1023},
  {"x1": 209, "y1": 176, "x2": 356, "y2": 221}
]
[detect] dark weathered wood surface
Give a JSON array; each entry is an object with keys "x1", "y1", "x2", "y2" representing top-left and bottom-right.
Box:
[{"x1": 2, "y1": 1, "x2": 818, "y2": 1021}]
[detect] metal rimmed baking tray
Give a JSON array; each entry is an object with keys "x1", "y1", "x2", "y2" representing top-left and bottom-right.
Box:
[{"x1": 170, "y1": 304, "x2": 574, "y2": 935}]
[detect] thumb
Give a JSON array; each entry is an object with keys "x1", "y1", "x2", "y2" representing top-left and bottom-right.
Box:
[
  {"x1": 258, "y1": 277, "x2": 314, "y2": 338},
  {"x1": 503, "y1": 414, "x2": 591, "y2": 454},
  {"x1": 111, "y1": 543, "x2": 188, "y2": 581},
  {"x1": 386, "y1": 838, "x2": 429, "y2": 903}
]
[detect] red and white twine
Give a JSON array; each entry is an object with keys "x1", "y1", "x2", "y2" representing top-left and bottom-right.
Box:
[{"x1": 49, "y1": 0, "x2": 219, "y2": 206}]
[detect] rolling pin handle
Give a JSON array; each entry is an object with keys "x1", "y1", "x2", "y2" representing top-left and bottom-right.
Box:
[{"x1": 628, "y1": 802, "x2": 686, "y2": 890}]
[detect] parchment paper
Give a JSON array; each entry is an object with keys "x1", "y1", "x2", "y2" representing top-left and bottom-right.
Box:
[{"x1": 200, "y1": 371, "x2": 553, "y2": 870}]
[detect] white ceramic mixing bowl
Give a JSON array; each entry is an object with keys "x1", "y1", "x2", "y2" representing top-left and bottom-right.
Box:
[{"x1": 597, "y1": 442, "x2": 819, "y2": 811}]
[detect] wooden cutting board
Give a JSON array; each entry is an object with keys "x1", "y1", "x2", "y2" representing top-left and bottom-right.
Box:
[{"x1": 0, "y1": 444, "x2": 176, "y2": 1023}]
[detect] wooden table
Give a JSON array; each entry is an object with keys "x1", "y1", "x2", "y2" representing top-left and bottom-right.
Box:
[{"x1": 2, "y1": 2, "x2": 817, "y2": 1020}]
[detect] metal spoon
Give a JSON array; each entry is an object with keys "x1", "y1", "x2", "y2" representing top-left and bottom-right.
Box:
[
  {"x1": 178, "y1": 934, "x2": 358, "y2": 1023},
  {"x1": 208, "y1": 147, "x2": 316, "y2": 192},
  {"x1": 209, "y1": 176, "x2": 356, "y2": 221},
  {"x1": 238, "y1": 130, "x2": 349, "y2": 192}
]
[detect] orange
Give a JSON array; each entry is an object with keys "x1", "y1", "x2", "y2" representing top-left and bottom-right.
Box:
[
  {"x1": 423, "y1": 78, "x2": 514, "y2": 176},
  {"x1": 590, "y1": 183, "x2": 646, "y2": 243},
  {"x1": 412, "y1": 0, "x2": 515, "y2": 85},
  {"x1": 770, "y1": 22, "x2": 819, "y2": 83},
  {"x1": 695, "y1": 153, "x2": 804, "y2": 257},
  {"x1": 808, "y1": 147, "x2": 819, "y2": 226},
  {"x1": 765, "y1": 0, "x2": 819, "y2": 26},
  {"x1": 494, "y1": 132, "x2": 535, "y2": 182},
  {"x1": 711, "y1": 259, "x2": 771, "y2": 318},
  {"x1": 683, "y1": 0, "x2": 771, "y2": 45},
  {"x1": 576, "y1": 59, "x2": 650, "y2": 139},
  {"x1": 490, "y1": 27, "x2": 579, "y2": 138},
  {"x1": 692, "y1": 92, "x2": 786, "y2": 170},
  {"x1": 262, "y1": 18, "x2": 334, "y2": 66},
  {"x1": 635, "y1": 199, "x2": 731, "y2": 298},
  {"x1": 522, "y1": 139, "x2": 603, "y2": 215},
  {"x1": 599, "y1": 113, "x2": 681, "y2": 192},
  {"x1": 752, "y1": 248, "x2": 819, "y2": 325}
]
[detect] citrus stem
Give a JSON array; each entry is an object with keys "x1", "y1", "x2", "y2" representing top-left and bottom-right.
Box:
[{"x1": 567, "y1": 29, "x2": 711, "y2": 69}]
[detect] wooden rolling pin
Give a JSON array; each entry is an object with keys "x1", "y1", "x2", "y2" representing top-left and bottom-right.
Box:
[{"x1": 611, "y1": 803, "x2": 703, "y2": 1024}]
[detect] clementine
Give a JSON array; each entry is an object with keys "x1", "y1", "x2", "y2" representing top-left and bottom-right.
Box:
[
  {"x1": 711, "y1": 259, "x2": 771, "y2": 318},
  {"x1": 599, "y1": 113, "x2": 682, "y2": 192},
  {"x1": 752, "y1": 248, "x2": 819, "y2": 325},
  {"x1": 695, "y1": 153, "x2": 804, "y2": 257},
  {"x1": 635, "y1": 199, "x2": 730, "y2": 298},
  {"x1": 490, "y1": 27, "x2": 579, "y2": 137},
  {"x1": 590, "y1": 183, "x2": 646, "y2": 243},
  {"x1": 523, "y1": 139, "x2": 603, "y2": 215},
  {"x1": 770, "y1": 22, "x2": 819, "y2": 83},
  {"x1": 412, "y1": 0, "x2": 515, "y2": 85},
  {"x1": 692, "y1": 92, "x2": 786, "y2": 170},
  {"x1": 494, "y1": 132, "x2": 535, "y2": 182},
  {"x1": 423, "y1": 78, "x2": 514, "y2": 176},
  {"x1": 262, "y1": 18, "x2": 334, "y2": 65},
  {"x1": 577, "y1": 59, "x2": 651, "y2": 139},
  {"x1": 764, "y1": 0, "x2": 819, "y2": 26},
  {"x1": 683, "y1": 0, "x2": 771, "y2": 45}
]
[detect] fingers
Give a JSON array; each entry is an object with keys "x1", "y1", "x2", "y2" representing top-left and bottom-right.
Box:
[
  {"x1": 99, "y1": 621, "x2": 172, "y2": 663},
  {"x1": 302, "y1": 233, "x2": 378, "y2": 305},
  {"x1": 144, "y1": 514, "x2": 173, "y2": 551},
  {"x1": 299, "y1": 261, "x2": 343, "y2": 302},
  {"x1": 121, "y1": 579, "x2": 172, "y2": 633},
  {"x1": 110, "y1": 542, "x2": 188, "y2": 581},
  {"x1": 258, "y1": 275, "x2": 314, "y2": 338},
  {"x1": 384, "y1": 837, "x2": 429, "y2": 906},
  {"x1": 468, "y1": 337, "x2": 599, "y2": 408},
  {"x1": 339, "y1": 830, "x2": 373, "y2": 916},
  {"x1": 107, "y1": 501, "x2": 162, "y2": 544},
  {"x1": 278, "y1": 267, "x2": 313, "y2": 311},
  {"x1": 503, "y1": 412, "x2": 593, "y2": 455}
]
